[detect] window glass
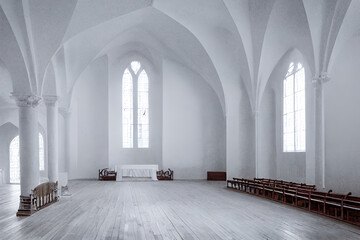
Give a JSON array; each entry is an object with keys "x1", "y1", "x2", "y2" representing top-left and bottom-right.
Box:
[
  {"x1": 122, "y1": 68, "x2": 133, "y2": 148},
  {"x1": 122, "y1": 61, "x2": 149, "y2": 148},
  {"x1": 283, "y1": 63, "x2": 306, "y2": 152}
]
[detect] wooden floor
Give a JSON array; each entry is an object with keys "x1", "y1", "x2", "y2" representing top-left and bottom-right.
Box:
[{"x1": 1, "y1": 181, "x2": 360, "y2": 240}]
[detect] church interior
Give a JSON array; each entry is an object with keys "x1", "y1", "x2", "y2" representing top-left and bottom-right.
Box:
[{"x1": 0, "y1": 0, "x2": 360, "y2": 239}]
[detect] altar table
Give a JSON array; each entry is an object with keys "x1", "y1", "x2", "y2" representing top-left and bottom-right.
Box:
[{"x1": 116, "y1": 165, "x2": 159, "y2": 181}]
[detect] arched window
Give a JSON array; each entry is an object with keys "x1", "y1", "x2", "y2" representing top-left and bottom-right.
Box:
[
  {"x1": 122, "y1": 61, "x2": 149, "y2": 148},
  {"x1": 39, "y1": 133, "x2": 45, "y2": 171},
  {"x1": 9, "y1": 136, "x2": 20, "y2": 183},
  {"x1": 283, "y1": 62, "x2": 306, "y2": 152},
  {"x1": 9, "y1": 133, "x2": 45, "y2": 183}
]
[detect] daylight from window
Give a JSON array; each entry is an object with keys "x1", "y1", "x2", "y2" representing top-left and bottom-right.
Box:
[
  {"x1": 122, "y1": 61, "x2": 149, "y2": 148},
  {"x1": 283, "y1": 62, "x2": 306, "y2": 152},
  {"x1": 9, "y1": 133, "x2": 45, "y2": 183}
]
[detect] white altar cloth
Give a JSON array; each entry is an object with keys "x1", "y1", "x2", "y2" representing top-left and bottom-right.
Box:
[{"x1": 116, "y1": 165, "x2": 159, "y2": 181}]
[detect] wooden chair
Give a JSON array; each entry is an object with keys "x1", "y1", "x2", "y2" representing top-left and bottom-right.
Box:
[
  {"x1": 98, "y1": 168, "x2": 117, "y2": 181},
  {"x1": 157, "y1": 169, "x2": 174, "y2": 180}
]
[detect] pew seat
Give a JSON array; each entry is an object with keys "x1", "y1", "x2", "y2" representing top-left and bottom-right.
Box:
[{"x1": 227, "y1": 177, "x2": 360, "y2": 227}]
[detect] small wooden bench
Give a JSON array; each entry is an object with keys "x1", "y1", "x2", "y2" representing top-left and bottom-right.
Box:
[
  {"x1": 157, "y1": 169, "x2": 174, "y2": 180},
  {"x1": 17, "y1": 181, "x2": 59, "y2": 216},
  {"x1": 207, "y1": 171, "x2": 226, "y2": 181},
  {"x1": 32, "y1": 181, "x2": 59, "y2": 210},
  {"x1": 99, "y1": 168, "x2": 117, "y2": 181}
]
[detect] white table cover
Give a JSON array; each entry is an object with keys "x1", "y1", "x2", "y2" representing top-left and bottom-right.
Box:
[{"x1": 116, "y1": 165, "x2": 159, "y2": 181}]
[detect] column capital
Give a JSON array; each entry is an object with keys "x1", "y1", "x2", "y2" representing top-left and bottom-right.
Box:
[
  {"x1": 312, "y1": 72, "x2": 331, "y2": 89},
  {"x1": 11, "y1": 93, "x2": 42, "y2": 107},
  {"x1": 43, "y1": 95, "x2": 59, "y2": 107}
]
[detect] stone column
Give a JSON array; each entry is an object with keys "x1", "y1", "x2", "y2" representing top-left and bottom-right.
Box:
[
  {"x1": 253, "y1": 110, "x2": 259, "y2": 178},
  {"x1": 312, "y1": 72, "x2": 330, "y2": 189},
  {"x1": 59, "y1": 108, "x2": 72, "y2": 196},
  {"x1": 59, "y1": 108, "x2": 71, "y2": 174},
  {"x1": 44, "y1": 96, "x2": 59, "y2": 183},
  {"x1": 12, "y1": 93, "x2": 41, "y2": 216},
  {"x1": 257, "y1": 87, "x2": 276, "y2": 179},
  {"x1": 226, "y1": 86, "x2": 255, "y2": 180}
]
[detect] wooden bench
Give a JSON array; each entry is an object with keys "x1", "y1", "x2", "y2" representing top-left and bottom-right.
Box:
[
  {"x1": 227, "y1": 177, "x2": 360, "y2": 226},
  {"x1": 207, "y1": 171, "x2": 226, "y2": 181},
  {"x1": 32, "y1": 181, "x2": 59, "y2": 210},
  {"x1": 99, "y1": 168, "x2": 117, "y2": 181},
  {"x1": 17, "y1": 181, "x2": 59, "y2": 216},
  {"x1": 157, "y1": 169, "x2": 174, "y2": 180}
]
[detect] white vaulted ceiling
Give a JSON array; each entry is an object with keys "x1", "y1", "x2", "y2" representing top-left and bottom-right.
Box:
[{"x1": 0, "y1": 0, "x2": 359, "y2": 114}]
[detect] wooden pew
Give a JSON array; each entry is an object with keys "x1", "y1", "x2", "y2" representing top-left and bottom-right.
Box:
[
  {"x1": 254, "y1": 178, "x2": 316, "y2": 191},
  {"x1": 32, "y1": 181, "x2": 59, "y2": 210},
  {"x1": 227, "y1": 177, "x2": 360, "y2": 226}
]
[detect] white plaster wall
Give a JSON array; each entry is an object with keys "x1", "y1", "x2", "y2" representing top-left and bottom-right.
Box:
[
  {"x1": 0, "y1": 104, "x2": 48, "y2": 181},
  {"x1": 226, "y1": 82, "x2": 255, "y2": 180},
  {"x1": 0, "y1": 108, "x2": 18, "y2": 127},
  {"x1": 71, "y1": 54, "x2": 225, "y2": 180},
  {"x1": 58, "y1": 114, "x2": 65, "y2": 173},
  {"x1": 0, "y1": 109, "x2": 19, "y2": 182},
  {"x1": 270, "y1": 51, "x2": 315, "y2": 184},
  {"x1": 258, "y1": 86, "x2": 276, "y2": 179},
  {"x1": 0, "y1": 122, "x2": 18, "y2": 183},
  {"x1": 0, "y1": 107, "x2": 49, "y2": 181},
  {"x1": 71, "y1": 56, "x2": 109, "y2": 179},
  {"x1": 275, "y1": 77, "x2": 306, "y2": 183},
  {"x1": 68, "y1": 99, "x2": 78, "y2": 180},
  {"x1": 162, "y1": 59, "x2": 225, "y2": 179},
  {"x1": 325, "y1": 37, "x2": 360, "y2": 195},
  {"x1": 108, "y1": 53, "x2": 163, "y2": 169}
]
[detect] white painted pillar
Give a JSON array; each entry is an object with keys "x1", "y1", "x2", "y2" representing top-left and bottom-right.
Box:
[
  {"x1": 226, "y1": 86, "x2": 255, "y2": 180},
  {"x1": 44, "y1": 96, "x2": 59, "y2": 183},
  {"x1": 312, "y1": 72, "x2": 330, "y2": 189},
  {"x1": 58, "y1": 107, "x2": 72, "y2": 196},
  {"x1": 257, "y1": 88, "x2": 276, "y2": 179},
  {"x1": 59, "y1": 108, "x2": 71, "y2": 175},
  {"x1": 254, "y1": 110, "x2": 259, "y2": 178},
  {"x1": 12, "y1": 94, "x2": 41, "y2": 196}
]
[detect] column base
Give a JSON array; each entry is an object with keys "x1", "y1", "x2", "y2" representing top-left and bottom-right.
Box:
[
  {"x1": 61, "y1": 185, "x2": 71, "y2": 196},
  {"x1": 16, "y1": 195, "x2": 36, "y2": 216}
]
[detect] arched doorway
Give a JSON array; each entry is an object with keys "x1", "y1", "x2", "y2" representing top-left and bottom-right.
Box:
[{"x1": 9, "y1": 133, "x2": 45, "y2": 183}]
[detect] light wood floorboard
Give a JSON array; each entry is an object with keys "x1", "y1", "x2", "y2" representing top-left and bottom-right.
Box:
[{"x1": 1, "y1": 180, "x2": 360, "y2": 240}]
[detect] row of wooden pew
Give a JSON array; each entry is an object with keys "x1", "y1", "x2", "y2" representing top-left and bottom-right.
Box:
[{"x1": 227, "y1": 178, "x2": 360, "y2": 226}]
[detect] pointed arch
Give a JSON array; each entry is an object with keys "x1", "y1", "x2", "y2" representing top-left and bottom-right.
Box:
[
  {"x1": 9, "y1": 135, "x2": 20, "y2": 183},
  {"x1": 9, "y1": 132, "x2": 45, "y2": 183}
]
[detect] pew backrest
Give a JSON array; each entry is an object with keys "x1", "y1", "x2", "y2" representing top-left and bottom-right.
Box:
[{"x1": 31, "y1": 181, "x2": 58, "y2": 210}]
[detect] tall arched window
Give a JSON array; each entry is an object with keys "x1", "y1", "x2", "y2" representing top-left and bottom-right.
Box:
[
  {"x1": 39, "y1": 133, "x2": 45, "y2": 171},
  {"x1": 122, "y1": 61, "x2": 149, "y2": 148},
  {"x1": 283, "y1": 62, "x2": 306, "y2": 152},
  {"x1": 9, "y1": 136, "x2": 20, "y2": 183},
  {"x1": 9, "y1": 133, "x2": 45, "y2": 183}
]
